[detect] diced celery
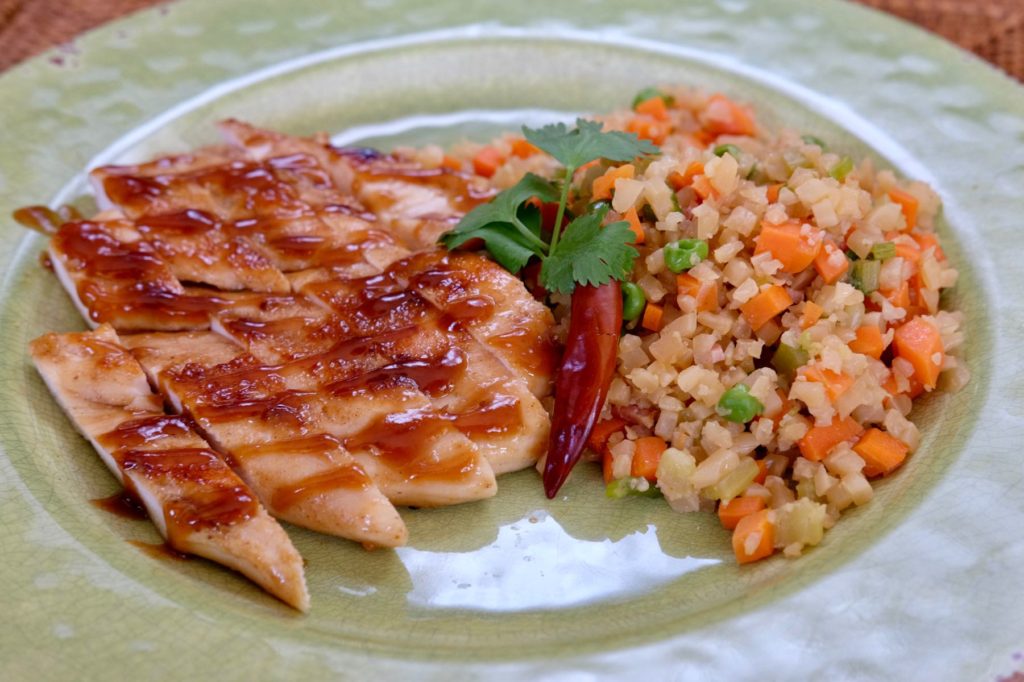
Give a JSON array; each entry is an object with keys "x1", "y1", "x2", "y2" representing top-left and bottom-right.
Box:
[
  {"x1": 850, "y1": 259, "x2": 881, "y2": 294},
  {"x1": 704, "y1": 457, "x2": 760, "y2": 501},
  {"x1": 771, "y1": 343, "x2": 809, "y2": 376},
  {"x1": 606, "y1": 477, "x2": 662, "y2": 499},
  {"x1": 870, "y1": 241, "x2": 896, "y2": 261},
  {"x1": 774, "y1": 498, "x2": 827, "y2": 547},
  {"x1": 830, "y1": 157, "x2": 854, "y2": 181}
]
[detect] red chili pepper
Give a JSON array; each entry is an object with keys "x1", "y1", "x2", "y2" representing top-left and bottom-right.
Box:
[{"x1": 543, "y1": 281, "x2": 622, "y2": 498}]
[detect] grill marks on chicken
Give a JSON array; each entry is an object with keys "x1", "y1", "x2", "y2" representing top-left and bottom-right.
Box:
[
  {"x1": 29, "y1": 120, "x2": 556, "y2": 610},
  {"x1": 30, "y1": 326, "x2": 309, "y2": 611}
]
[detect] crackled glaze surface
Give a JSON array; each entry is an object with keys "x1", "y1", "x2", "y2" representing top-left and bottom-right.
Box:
[{"x1": 1, "y1": 1, "x2": 1023, "y2": 679}]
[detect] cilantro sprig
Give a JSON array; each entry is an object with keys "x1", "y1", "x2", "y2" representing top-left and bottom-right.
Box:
[{"x1": 439, "y1": 118, "x2": 660, "y2": 294}]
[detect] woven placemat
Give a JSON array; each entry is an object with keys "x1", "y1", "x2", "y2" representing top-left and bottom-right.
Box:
[{"x1": 0, "y1": 0, "x2": 1021, "y2": 79}]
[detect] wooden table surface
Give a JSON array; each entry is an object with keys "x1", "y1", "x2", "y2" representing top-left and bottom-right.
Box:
[{"x1": 1, "y1": 0, "x2": 1021, "y2": 79}]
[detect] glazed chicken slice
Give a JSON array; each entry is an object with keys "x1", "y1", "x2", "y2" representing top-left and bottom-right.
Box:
[
  {"x1": 122, "y1": 332, "x2": 409, "y2": 546},
  {"x1": 218, "y1": 282, "x2": 549, "y2": 474},
  {"x1": 218, "y1": 119, "x2": 494, "y2": 251},
  {"x1": 298, "y1": 250, "x2": 556, "y2": 398},
  {"x1": 29, "y1": 325, "x2": 309, "y2": 611},
  {"x1": 127, "y1": 331, "x2": 496, "y2": 508}
]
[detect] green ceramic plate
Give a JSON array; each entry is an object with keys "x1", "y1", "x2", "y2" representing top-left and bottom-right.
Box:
[{"x1": 2, "y1": 1, "x2": 1023, "y2": 679}]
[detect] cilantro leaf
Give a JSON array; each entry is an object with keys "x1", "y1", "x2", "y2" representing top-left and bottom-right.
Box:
[
  {"x1": 523, "y1": 118, "x2": 660, "y2": 171},
  {"x1": 443, "y1": 222, "x2": 540, "y2": 273},
  {"x1": 441, "y1": 173, "x2": 558, "y2": 241},
  {"x1": 539, "y1": 210, "x2": 639, "y2": 294},
  {"x1": 439, "y1": 173, "x2": 559, "y2": 268}
]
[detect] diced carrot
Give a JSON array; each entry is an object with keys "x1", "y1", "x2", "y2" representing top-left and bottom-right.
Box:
[
  {"x1": 704, "y1": 94, "x2": 757, "y2": 137},
  {"x1": 740, "y1": 285, "x2": 792, "y2": 331},
  {"x1": 766, "y1": 183, "x2": 783, "y2": 203},
  {"x1": 602, "y1": 448, "x2": 614, "y2": 484},
  {"x1": 893, "y1": 316, "x2": 944, "y2": 389},
  {"x1": 623, "y1": 206, "x2": 645, "y2": 244},
  {"x1": 798, "y1": 416, "x2": 864, "y2": 462},
  {"x1": 800, "y1": 301, "x2": 823, "y2": 330},
  {"x1": 510, "y1": 138, "x2": 540, "y2": 158},
  {"x1": 813, "y1": 242, "x2": 850, "y2": 284},
  {"x1": 676, "y1": 273, "x2": 719, "y2": 312},
  {"x1": 911, "y1": 231, "x2": 946, "y2": 261},
  {"x1": 754, "y1": 221, "x2": 823, "y2": 274},
  {"x1": 753, "y1": 459, "x2": 769, "y2": 485},
  {"x1": 472, "y1": 146, "x2": 505, "y2": 178},
  {"x1": 691, "y1": 174, "x2": 715, "y2": 200},
  {"x1": 881, "y1": 280, "x2": 911, "y2": 312},
  {"x1": 888, "y1": 187, "x2": 919, "y2": 231},
  {"x1": 626, "y1": 115, "x2": 669, "y2": 145},
  {"x1": 587, "y1": 418, "x2": 628, "y2": 453},
  {"x1": 718, "y1": 495, "x2": 767, "y2": 530},
  {"x1": 668, "y1": 161, "x2": 705, "y2": 190},
  {"x1": 591, "y1": 164, "x2": 636, "y2": 201},
  {"x1": 889, "y1": 235, "x2": 922, "y2": 265},
  {"x1": 732, "y1": 509, "x2": 775, "y2": 564},
  {"x1": 854, "y1": 428, "x2": 910, "y2": 477},
  {"x1": 440, "y1": 155, "x2": 464, "y2": 172},
  {"x1": 631, "y1": 436, "x2": 668, "y2": 481},
  {"x1": 849, "y1": 325, "x2": 885, "y2": 359},
  {"x1": 800, "y1": 365, "x2": 854, "y2": 402},
  {"x1": 641, "y1": 302, "x2": 664, "y2": 332},
  {"x1": 635, "y1": 96, "x2": 670, "y2": 121},
  {"x1": 882, "y1": 372, "x2": 924, "y2": 402}
]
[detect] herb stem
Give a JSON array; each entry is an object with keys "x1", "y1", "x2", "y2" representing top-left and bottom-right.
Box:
[
  {"x1": 511, "y1": 216, "x2": 549, "y2": 255},
  {"x1": 549, "y1": 165, "x2": 576, "y2": 252}
]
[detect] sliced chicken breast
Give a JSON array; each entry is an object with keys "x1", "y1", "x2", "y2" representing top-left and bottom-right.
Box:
[
  {"x1": 29, "y1": 325, "x2": 309, "y2": 611},
  {"x1": 122, "y1": 332, "x2": 410, "y2": 546}
]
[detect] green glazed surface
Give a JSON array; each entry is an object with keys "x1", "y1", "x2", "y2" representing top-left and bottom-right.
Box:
[{"x1": 0, "y1": 1, "x2": 1022, "y2": 679}]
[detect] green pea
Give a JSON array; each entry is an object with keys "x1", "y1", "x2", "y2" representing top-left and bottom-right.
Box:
[
  {"x1": 713, "y1": 143, "x2": 742, "y2": 158},
  {"x1": 663, "y1": 239, "x2": 709, "y2": 273},
  {"x1": 830, "y1": 156, "x2": 854, "y2": 181},
  {"x1": 771, "y1": 343, "x2": 809, "y2": 376},
  {"x1": 717, "y1": 384, "x2": 764, "y2": 424},
  {"x1": 621, "y1": 282, "x2": 647, "y2": 322},
  {"x1": 632, "y1": 87, "x2": 675, "y2": 109}
]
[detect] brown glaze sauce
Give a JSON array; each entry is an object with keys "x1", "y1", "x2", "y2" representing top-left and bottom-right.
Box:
[
  {"x1": 191, "y1": 391, "x2": 313, "y2": 428},
  {"x1": 12, "y1": 205, "x2": 78, "y2": 235},
  {"x1": 344, "y1": 408, "x2": 476, "y2": 482},
  {"x1": 232, "y1": 433, "x2": 345, "y2": 461},
  {"x1": 446, "y1": 394, "x2": 520, "y2": 436},
  {"x1": 489, "y1": 326, "x2": 558, "y2": 379},
  {"x1": 271, "y1": 465, "x2": 372, "y2": 511},
  {"x1": 90, "y1": 490, "x2": 148, "y2": 520},
  {"x1": 128, "y1": 540, "x2": 191, "y2": 561},
  {"x1": 96, "y1": 414, "x2": 192, "y2": 450},
  {"x1": 439, "y1": 295, "x2": 496, "y2": 332},
  {"x1": 325, "y1": 345, "x2": 466, "y2": 398},
  {"x1": 116, "y1": 448, "x2": 256, "y2": 539}
]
